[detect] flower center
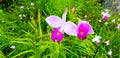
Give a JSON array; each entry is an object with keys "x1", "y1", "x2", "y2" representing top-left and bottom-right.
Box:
[
  {"x1": 57, "y1": 31, "x2": 61, "y2": 35},
  {"x1": 80, "y1": 30, "x2": 84, "y2": 34}
]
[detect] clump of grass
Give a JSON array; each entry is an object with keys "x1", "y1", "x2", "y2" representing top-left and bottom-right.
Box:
[{"x1": 0, "y1": 0, "x2": 120, "y2": 58}]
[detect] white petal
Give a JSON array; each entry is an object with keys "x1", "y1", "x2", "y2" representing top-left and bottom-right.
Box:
[
  {"x1": 64, "y1": 21, "x2": 77, "y2": 36},
  {"x1": 46, "y1": 16, "x2": 62, "y2": 28},
  {"x1": 96, "y1": 36, "x2": 101, "y2": 39},
  {"x1": 92, "y1": 38, "x2": 98, "y2": 42},
  {"x1": 62, "y1": 7, "x2": 68, "y2": 23}
]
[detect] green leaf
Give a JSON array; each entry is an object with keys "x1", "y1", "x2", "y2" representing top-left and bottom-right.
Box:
[{"x1": 11, "y1": 50, "x2": 34, "y2": 58}]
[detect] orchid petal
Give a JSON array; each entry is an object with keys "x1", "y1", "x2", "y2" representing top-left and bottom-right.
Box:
[
  {"x1": 46, "y1": 16, "x2": 62, "y2": 28},
  {"x1": 62, "y1": 7, "x2": 68, "y2": 23},
  {"x1": 57, "y1": 33, "x2": 64, "y2": 43},
  {"x1": 77, "y1": 23, "x2": 88, "y2": 40},
  {"x1": 78, "y1": 21, "x2": 94, "y2": 34},
  {"x1": 102, "y1": 12, "x2": 110, "y2": 20},
  {"x1": 64, "y1": 21, "x2": 77, "y2": 36},
  {"x1": 51, "y1": 28, "x2": 58, "y2": 41},
  {"x1": 51, "y1": 28, "x2": 63, "y2": 43}
]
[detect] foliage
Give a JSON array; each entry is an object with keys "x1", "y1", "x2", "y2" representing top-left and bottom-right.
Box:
[{"x1": 0, "y1": 0, "x2": 120, "y2": 58}]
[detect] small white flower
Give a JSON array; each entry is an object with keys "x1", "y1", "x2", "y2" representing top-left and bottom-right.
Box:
[
  {"x1": 10, "y1": 45, "x2": 16, "y2": 50},
  {"x1": 98, "y1": 20, "x2": 102, "y2": 22},
  {"x1": 105, "y1": 9, "x2": 110, "y2": 13},
  {"x1": 19, "y1": 14, "x2": 22, "y2": 17},
  {"x1": 112, "y1": 19, "x2": 115, "y2": 24},
  {"x1": 96, "y1": 39, "x2": 100, "y2": 44},
  {"x1": 31, "y1": 2, "x2": 34, "y2": 6},
  {"x1": 105, "y1": 40, "x2": 110, "y2": 46},
  {"x1": 23, "y1": 14, "x2": 26, "y2": 17},
  {"x1": 20, "y1": 6, "x2": 24, "y2": 9},
  {"x1": 104, "y1": 22, "x2": 108, "y2": 26},
  {"x1": 102, "y1": 11, "x2": 110, "y2": 21},
  {"x1": 84, "y1": 15, "x2": 87, "y2": 18},
  {"x1": 92, "y1": 35, "x2": 101, "y2": 44},
  {"x1": 108, "y1": 50, "x2": 112, "y2": 56},
  {"x1": 117, "y1": 24, "x2": 120, "y2": 30}
]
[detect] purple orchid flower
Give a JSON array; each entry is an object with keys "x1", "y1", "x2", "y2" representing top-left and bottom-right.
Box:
[
  {"x1": 102, "y1": 11, "x2": 110, "y2": 21},
  {"x1": 77, "y1": 21, "x2": 94, "y2": 40},
  {"x1": 46, "y1": 8, "x2": 77, "y2": 43}
]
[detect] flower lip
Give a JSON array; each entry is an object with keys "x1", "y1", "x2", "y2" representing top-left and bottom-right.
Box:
[
  {"x1": 77, "y1": 20, "x2": 94, "y2": 40},
  {"x1": 80, "y1": 30, "x2": 84, "y2": 34},
  {"x1": 102, "y1": 11, "x2": 110, "y2": 21},
  {"x1": 57, "y1": 31, "x2": 61, "y2": 35},
  {"x1": 51, "y1": 28, "x2": 64, "y2": 43},
  {"x1": 103, "y1": 16, "x2": 108, "y2": 21},
  {"x1": 77, "y1": 24, "x2": 89, "y2": 40}
]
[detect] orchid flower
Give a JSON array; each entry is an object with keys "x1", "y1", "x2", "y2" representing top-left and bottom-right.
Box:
[
  {"x1": 112, "y1": 19, "x2": 115, "y2": 24},
  {"x1": 10, "y1": 45, "x2": 16, "y2": 50},
  {"x1": 20, "y1": 6, "x2": 24, "y2": 9},
  {"x1": 46, "y1": 7, "x2": 77, "y2": 43},
  {"x1": 31, "y1": 2, "x2": 34, "y2": 6},
  {"x1": 117, "y1": 24, "x2": 120, "y2": 30},
  {"x1": 102, "y1": 11, "x2": 110, "y2": 21},
  {"x1": 98, "y1": 20, "x2": 102, "y2": 23},
  {"x1": 108, "y1": 50, "x2": 112, "y2": 56},
  {"x1": 77, "y1": 21, "x2": 94, "y2": 40},
  {"x1": 104, "y1": 22, "x2": 108, "y2": 26},
  {"x1": 92, "y1": 36, "x2": 101, "y2": 44},
  {"x1": 105, "y1": 40, "x2": 110, "y2": 46}
]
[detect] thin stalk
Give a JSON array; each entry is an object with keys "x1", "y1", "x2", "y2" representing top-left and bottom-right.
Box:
[{"x1": 93, "y1": 42, "x2": 104, "y2": 57}]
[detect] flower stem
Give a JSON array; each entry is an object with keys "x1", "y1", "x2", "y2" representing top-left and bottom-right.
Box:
[{"x1": 93, "y1": 42, "x2": 104, "y2": 57}]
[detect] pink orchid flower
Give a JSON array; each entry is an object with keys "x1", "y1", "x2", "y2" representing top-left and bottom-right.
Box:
[
  {"x1": 105, "y1": 40, "x2": 110, "y2": 46},
  {"x1": 102, "y1": 11, "x2": 110, "y2": 21},
  {"x1": 46, "y1": 8, "x2": 77, "y2": 43},
  {"x1": 108, "y1": 50, "x2": 112, "y2": 56},
  {"x1": 92, "y1": 35, "x2": 101, "y2": 44},
  {"x1": 77, "y1": 21, "x2": 94, "y2": 40}
]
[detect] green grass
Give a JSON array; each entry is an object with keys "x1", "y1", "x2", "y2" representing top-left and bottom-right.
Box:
[{"x1": 0, "y1": 0, "x2": 120, "y2": 58}]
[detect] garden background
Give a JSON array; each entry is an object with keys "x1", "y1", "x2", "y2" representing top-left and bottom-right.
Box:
[{"x1": 0, "y1": 0, "x2": 120, "y2": 58}]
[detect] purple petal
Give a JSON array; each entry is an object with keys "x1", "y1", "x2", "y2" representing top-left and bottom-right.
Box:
[
  {"x1": 46, "y1": 16, "x2": 62, "y2": 28},
  {"x1": 62, "y1": 7, "x2": 68, "y2": 23},
  {"x1": 57, "y1": 32, "x2": 64, "y2": 43},
  {"x1": 51, "y1": 28, "x2": 58, "y2": 41},
  {"x1": 51, "y1": 27, "x2": 64, "y2": 43},
  {"x1": 102, "y1": 12, "x2": 110, "y2": 21},
  {"x1": 77, "y1": 24, "x2": 88, "y2": 40},
  {"x1": 64, "y1": 21, "x2": 77, "y2": 36},
  {"x1": 78, "y1": 21, "x2": 94, "y2": 34},
  {"x1": 103, "y1": 16, "x2": 108, "y2": 21}
]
